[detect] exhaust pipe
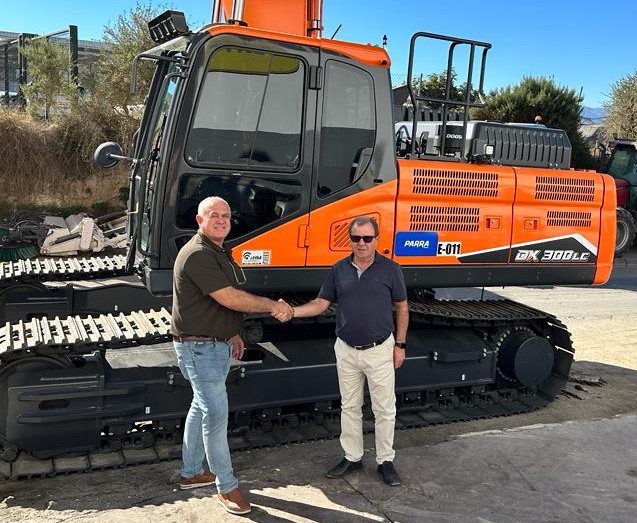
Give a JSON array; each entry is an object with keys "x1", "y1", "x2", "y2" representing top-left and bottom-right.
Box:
[
  {"x1": 210, "y1": 0, "x2": 245, "y2": 25},
  {"x1": 211, "y1": 0, "x2": 222, "y2": 23},
  {"x1": 309, "y1": 0, "x2": 323, "y2": 37},
  {"x1": 231, "y1": 0, "x2": 246, "y2": 25}
]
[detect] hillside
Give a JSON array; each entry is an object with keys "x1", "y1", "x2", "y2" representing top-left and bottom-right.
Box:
[
  {"x1": 0, "y1": 107, "x2": 128, "y2": 218},
  {"x1": 582, "y1": 106, "x2": 605, "y2": 123}
]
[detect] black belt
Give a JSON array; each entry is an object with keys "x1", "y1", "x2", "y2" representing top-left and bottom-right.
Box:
[
  {"x1": 172, "y1": 335, "x2": 229, "y2": 343},
  {"x1": 350, "y1": 334, "x2": 391, "y2": 350}
]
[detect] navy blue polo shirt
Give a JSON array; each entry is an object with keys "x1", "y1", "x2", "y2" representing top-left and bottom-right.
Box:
[{"x1": 318, "y1": 252, "x2": 407, "y2": 347}]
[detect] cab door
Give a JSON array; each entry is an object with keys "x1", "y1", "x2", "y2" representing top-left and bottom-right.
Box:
[
  {"x1": 162, "y1": 36, "x2": 320, "y2": 277},
  {"x1": 305, "y1": 52, "x2": 398, "y2": 267}
]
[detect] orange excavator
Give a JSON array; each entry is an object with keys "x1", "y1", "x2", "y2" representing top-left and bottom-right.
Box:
[{"x1": 0, "y1": 0, "x2": 616, "y2": 478}]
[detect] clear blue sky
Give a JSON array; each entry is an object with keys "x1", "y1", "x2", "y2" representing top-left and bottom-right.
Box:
[{"x1": 2, "y1": 0, "x2": 635, "y2": 108}]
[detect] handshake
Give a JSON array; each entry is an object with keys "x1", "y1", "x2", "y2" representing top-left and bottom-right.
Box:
[{"x1": 271, "y1": 299, "x2": 294, "y2": 322}]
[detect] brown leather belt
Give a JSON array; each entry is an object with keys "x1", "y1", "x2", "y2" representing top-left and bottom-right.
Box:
[
  {"x1": 172, "y1": 335, "x2": 229, "y2": 343},
  {"x1": 351, "y1": 334, "x2": 391, "y2": 350}
]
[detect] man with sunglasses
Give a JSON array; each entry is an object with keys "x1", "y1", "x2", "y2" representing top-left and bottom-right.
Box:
[
  {"x1": 292, "y1": 216, "x2": 409, "y2": 486},
  {"x1": 171, "y1": 196, "x2": 293, "y2": 515}
]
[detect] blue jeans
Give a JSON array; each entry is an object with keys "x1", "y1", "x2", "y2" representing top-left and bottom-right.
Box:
[{"x1": 174, "y1": 340, "x2": 238, "y2": 494}]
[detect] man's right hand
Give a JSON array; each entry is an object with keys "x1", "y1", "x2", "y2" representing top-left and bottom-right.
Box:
[{"x1": 272, "y1": 299, "x2": 293, "y2": 322}]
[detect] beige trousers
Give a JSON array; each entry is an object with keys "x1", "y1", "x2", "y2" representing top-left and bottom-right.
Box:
[{"x1": 334, "y1": 334, "x2": 396, "y2": 465}]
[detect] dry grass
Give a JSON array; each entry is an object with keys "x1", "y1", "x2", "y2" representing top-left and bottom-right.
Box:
[
  {"x1": 0, "y1": 107, "x2": 129, "y2": 214},
  {"x1": 0, "y1": 107, "x2": 60, "y2": 196}
]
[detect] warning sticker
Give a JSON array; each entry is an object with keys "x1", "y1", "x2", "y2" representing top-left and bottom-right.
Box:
[{"x1": 242, "y1": 250, "x2": 271, "y2": 265}]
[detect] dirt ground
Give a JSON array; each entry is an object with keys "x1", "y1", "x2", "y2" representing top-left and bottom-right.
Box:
[{"x1": 1, "y1": 259, "x2": 636, "y2": 522}]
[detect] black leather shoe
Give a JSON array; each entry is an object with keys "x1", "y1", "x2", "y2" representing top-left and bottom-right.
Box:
[
  {"x1": 377, "y1": 461, "x2": 401, "y2": 486},
  {"x1": 325, "y1": 457, "x2": 363, "y2": 479}
]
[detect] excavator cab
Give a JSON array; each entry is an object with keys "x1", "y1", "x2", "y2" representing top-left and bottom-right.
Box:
[{"x1": 98, "y1": 6, "x2": 398, "y2": 296}]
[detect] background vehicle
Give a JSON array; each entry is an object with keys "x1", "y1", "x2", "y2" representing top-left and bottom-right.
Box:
[
  {"x1": 600, "y1": 139, "x2": 637, "y2": 255},
  {"x1": 0, "y1": 0, "x2": 616, "y2": 478}
]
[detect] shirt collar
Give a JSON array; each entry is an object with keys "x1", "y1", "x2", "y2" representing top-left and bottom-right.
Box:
[
  {"x1": 197, "y1": 231, "x2": 231, "y2": 255},
  {"x1": 349, "y1": 250, "x2": 379, "y2": 267}
]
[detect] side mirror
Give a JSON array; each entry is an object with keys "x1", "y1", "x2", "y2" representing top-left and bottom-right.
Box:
[{"x1": 94, "y1": 142, "x2": 134, "y2": 168}]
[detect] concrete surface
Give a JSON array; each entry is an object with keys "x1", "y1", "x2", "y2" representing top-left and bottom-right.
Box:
[
  {"x1": 262, "y1": 414, "x2": 635, "y2": 523},
  {"x1": 2, "y1": 413, "x2": 635, "y2": 523},
  {"x1": 193, "y1": 414, "x2": 637, "y2": 523},
  {"x1": 613, "y1": 246, "x2": 637, "y2": 266}
]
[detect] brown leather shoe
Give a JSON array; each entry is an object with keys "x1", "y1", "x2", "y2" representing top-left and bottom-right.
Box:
[
  {"x1": 177, "y1": 470, "x2": 216, "y2": 490},
  {"x1": 218, "y1": 487, "x2": 251, "y2": 515}
]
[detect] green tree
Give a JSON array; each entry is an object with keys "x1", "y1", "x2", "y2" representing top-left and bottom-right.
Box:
[
  {"x1": 412, "y1": 69, "x2": 479, "y2": 110},
  {"x1": 81, "y1": 1, "x2": 165, "y2": 151},
  {"x1": 603, "y1": 70, "x2": 637, "y2": 140},
  {"x1": 94, "y1": 1, "x2": 162, "y2": 115},
  {"x1": 413, "y1": 70, "x2": 460, "y2": 103},
  {"x1": 20, "y1": 39, "x2": 74, "y2": 119},
  {"x1": 474, "y1": 76, "x2": 594, "y2": 168}
]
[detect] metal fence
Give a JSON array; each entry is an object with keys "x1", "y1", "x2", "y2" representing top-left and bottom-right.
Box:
[{"x1": 0, "y1": 27, "x2": 105, "y2": 106}]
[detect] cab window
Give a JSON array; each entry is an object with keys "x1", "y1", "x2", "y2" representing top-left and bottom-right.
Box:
[
  {"x1": 317, "y1": 61, "x2": 376, "y2": 197},
  {"x1": 608, "y1": 148, "x2": 637, "y2": 186},
  {"x1": 186, "y1": 47, "x2": 304, "y2": 171}
]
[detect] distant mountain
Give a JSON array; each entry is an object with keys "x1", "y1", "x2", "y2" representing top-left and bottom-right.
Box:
[{"x1": 582, "y1": 107, "x2": 606, "y2": 122}]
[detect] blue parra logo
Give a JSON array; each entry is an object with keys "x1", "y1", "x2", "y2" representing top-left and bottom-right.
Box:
[{"x1": 395, "y1": 232, "x2": 438, "y2": 256}]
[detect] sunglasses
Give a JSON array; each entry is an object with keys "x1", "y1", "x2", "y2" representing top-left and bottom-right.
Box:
[{"x1": 350, "y1": 235, "x2": 376, "y2": 243}]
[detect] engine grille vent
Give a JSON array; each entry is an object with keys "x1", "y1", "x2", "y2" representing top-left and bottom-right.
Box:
[
  {"x1": 330, "y1": 213, "x2": 381, "y2": 251},
  {"x1": 410, "y1": 206, "x2": 480, "y2": 232},
  {"x1": 413, "y1": 169, "x2": 499, "y2": 197},
  {"x1": 331, "y1": 221, "x2": 351, "y2": 250},
  {"x1": 546, "y1": 210, "x2": 592, "y2": 228},
  {"x1": 535, "y1": 176, "x2": 595, "y2": 202}
]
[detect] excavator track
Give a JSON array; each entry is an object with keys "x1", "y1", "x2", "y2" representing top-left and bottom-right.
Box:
[
  {"x1": 0, "y1": 308, "x2": 172, "y2": 356},
  {"x1": 0, "y1": 380, "x2": 549, "y2": 480},
  {"x1": 0, "y1": 254, "x2": 128, "y2": 284},
  {"x1": 0, "y1": 296, "x2": 557, "y2": 355},
  {"x1": 0, "y1": 297, "x2": 573, "y2": 479}
]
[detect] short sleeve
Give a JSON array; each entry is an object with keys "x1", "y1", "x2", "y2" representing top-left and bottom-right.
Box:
[
  {"x1": 390, "y1": 262, "x2": 408, "y2": 302},
  {"x1": 318, "y1": 267, "x2": 338, "y2": 303}
]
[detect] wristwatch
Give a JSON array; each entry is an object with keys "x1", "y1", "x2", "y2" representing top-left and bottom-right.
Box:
[{"x1": 394, "y1": 341, "x2": 407, "y2": 349}]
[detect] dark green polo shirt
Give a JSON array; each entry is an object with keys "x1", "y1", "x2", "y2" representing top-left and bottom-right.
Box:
[{"x1": 170, "y1": 231, "x2": 244, "y2": 339}]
